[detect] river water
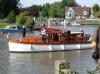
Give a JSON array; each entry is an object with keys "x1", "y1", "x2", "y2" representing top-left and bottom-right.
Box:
[{"x1": 0, "y1": 26, "x2": 98, "y2": 74}]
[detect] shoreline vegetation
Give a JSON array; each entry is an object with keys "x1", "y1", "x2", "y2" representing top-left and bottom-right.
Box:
[{"x1": 0, "y1": 20, "x2": 100, "y2": 29}]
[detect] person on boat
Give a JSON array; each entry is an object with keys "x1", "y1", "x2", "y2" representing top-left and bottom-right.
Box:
[
  {"x1": 85, "y1": 32, "x2": 90, "y2": 41},
  {"x1": 66, "y1": 30, "x2": 71, "y2": 42},
  {"x1": 80, "y1": 28, "x2": 84, "y2": 41},
  {"x1": 40, "y1": 23, "x2": 45, "y2": 28},
  {"x1": 22, "y1": 26, "x2": 26, "y2": 37},
  {"x1": 40, "y1": 28, "x2": 46, "y2": 42},
  {"x1": 54, "y1": 33, "x2": 59, "y2": 41},
  {"x1": 7, "y1": 32, "x2": 10, "y2": 39},
  {"x1": 92, "y1": 26, "x2": 100, "y2": 73}
]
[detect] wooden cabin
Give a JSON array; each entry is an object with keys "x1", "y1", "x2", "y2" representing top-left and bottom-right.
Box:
[{"x1": 21, "y1": 28, "x2": 90, "y2": 43}]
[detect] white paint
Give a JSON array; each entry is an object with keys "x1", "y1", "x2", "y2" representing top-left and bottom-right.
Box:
[{"x1": 8, "y1": 42, "x2": 92, "y2": 52}]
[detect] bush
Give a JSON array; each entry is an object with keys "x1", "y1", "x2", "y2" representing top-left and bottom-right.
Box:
[
  {"x1": 16, "y1": 11, "x2": 35, "y2": 27},
  {"x1": 95, "y1": 11, "x2": 100, "y2": 18},
  {"x1": 16, "y1": 15, "x2": 26, "y2": 26},
  {"x1": 6, "y1": 11, "x2": 15, "y2": 23},
  {"x1": 25, "y1": 16, "x2": 34, "y2": 27},
  {"x1": 16, "y1": 11, "x2": 29, "y2": 26}
]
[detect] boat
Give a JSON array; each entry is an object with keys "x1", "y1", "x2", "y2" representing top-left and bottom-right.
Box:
[
  {"x1": 8, "y1": 27, "x2": 92, "y2": 52},
  {"x1": 0, "y1": 25, "x2": 30, "y2": 32}
]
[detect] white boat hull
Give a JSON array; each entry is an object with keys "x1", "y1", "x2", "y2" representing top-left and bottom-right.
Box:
[{"x1": 8, "y1": 42, "x2": 92, "y2": 52}]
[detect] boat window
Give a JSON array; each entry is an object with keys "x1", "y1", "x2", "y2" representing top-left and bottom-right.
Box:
[{"x1": 17, "y1": 26, "x2": 23, "y2": 29}]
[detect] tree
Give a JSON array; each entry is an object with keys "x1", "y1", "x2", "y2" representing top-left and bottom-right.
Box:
[
  {"x1": 49, "y1": 4, "x2": 57, "y2": 17},
  {"x1": 16, "y1": 11, "x2": 29, "y2": 26},
  {"x1": 41, "y1": 3, "x2": 50, "y2": 17},
  {"x1": 0, "y1": 0, "x2": 20, "y2": 18},
  {"x1": 25, "y1": 16, "x2": 34, "y2": 27},
  {"x1": 6, "y1": 11, "x2": 15, "y2": 23},
  {"x1": 92, "y1": 4, "x2": 99, "y2": 13},
  {"x1": 61, "y1": 0, "x2": 79, "y2": 8},
  {"x1": 66, "y1": 0, "x2": 79, "y2": 7},
  {"x1": 41, "y1": 7, "x2": 48, "y2": 17},
  {"x1": 0, "y1": 0, "x2": 4, "y2": 18},
  {"x1": 95, "y1": 10, "x2": 100, "y2": 18},
  {"x1": 57, "y1": 7, "x2": 64, "y2": 18},
  {"x1": 16, "y1": 11, "x2": 35, "y2": 27},
  {"x1": 49, "y1": 2, "x2": 61, "y2": 18}
]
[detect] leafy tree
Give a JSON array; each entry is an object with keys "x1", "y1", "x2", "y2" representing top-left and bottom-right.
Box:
[
  {"x1": 49, "y1": 5, "x2": 57, "y2": 17},
  {"x1": 92, "y1": 4, "x2": 99, "y2": 13},
  {"x1": 95, "y1": 10, "x2": 100, "y2": 18},
  {"x1": 0, "y1": 0, "x2": 20, "y2": 18},
  {"x1": 16, "y1": 11, "x2": 29, "y2": 26},
  {"x1": 16, "y1": 11, "x2": 35, "y2": 27},
  {"x1": 41, "y1": 7, "x2": 48, "y2": 17},
  {"x1": 61, "y1": 0, "x2": 66, "y2": 8},
  {"x1": 0, "y1": 0, "x2": 4, "y2": 18},
  {"x1": 61, "y1": 0, "x2": 79, "y2": 8},
  {"x1": 6, "y1": 11, "x2": 15, "y2": 23},
  {"x1": 41, "y1": 3, "x2": 50, "y2": 17},
  {"x1": 0, "y1": 13, "x2": 4, "y2": 18},
  {"x1": 66, "y1": 0, "x2": 79, "y2": 7},
  {"x1": 49, "y1": 2, "x2": 60, "y2": 17},
  {"x1": 57, "y1": 7, "x2": 64, "y2": 18},
  {"x1": 16, "y1": 15, "x2": 26, "y2": 26},
  {"x1": 25, "y1": 16, "x2": 34, "y2": 27}
]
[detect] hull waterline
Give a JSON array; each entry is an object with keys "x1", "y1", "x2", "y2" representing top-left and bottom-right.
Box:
[{"x1": 8, "y1": 41, "x2": 92, "y2": 52}]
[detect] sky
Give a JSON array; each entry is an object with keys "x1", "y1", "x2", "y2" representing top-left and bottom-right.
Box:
[{"x1": 20, "y1": 0, "x2": 100, "y2": 8}]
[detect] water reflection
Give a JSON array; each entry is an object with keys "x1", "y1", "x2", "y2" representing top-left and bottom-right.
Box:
[{"x1": 8, "y1": 50, "x2": 96, "y2": 74}]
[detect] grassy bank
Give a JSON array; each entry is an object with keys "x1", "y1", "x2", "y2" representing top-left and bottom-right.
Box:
[
  {"x1": 0, "y1": 23, "x2": 15, "y2": 29},
  {"x1": 79, "y1": 20, "x2": 100, "y2": 24},
  {"x1": 35, "y1": 21, "x2": 48, "y2": 25}
]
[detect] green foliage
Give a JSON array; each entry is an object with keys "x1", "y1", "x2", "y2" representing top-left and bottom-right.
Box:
[
  {"x1": 60, "y1": 69, "x2": 79, "y2": 74},
  {"x1": 87, "y1": 66, "x2": 99, "y2": 74},
  {"x1": 49, "y1": 2, "x2": 60, "y2": 17},
  {"x1": 0, "y1": 12, "x2": 4, "y2": 18},
  {"x1": 25, "y1": 16, "x2": 34, "y2": 27},
  {"x1": 60, "y1": 67, "x2": 99, "y2": 74},
  {"x1": 95, "y1": 10, "x2": 100, "y2": 18},
  {"x1": 79, "y1": 20, "x2": 99, "y2": 24},
  {"x1": 92, "y1": 4, "x2": 100, "y2": 18},
  {"x1": 16, "y1": 11, "x2": 34, "y2": 27},
  {"x1": 20, "y1": 11, "x2": 29, "y2": 16},
  {"x1": 41, "y1": 3, "x2": 50, "y2": 17},
  {"x1": 92, "y1": 4, "x2": 99, "y2": 13},
  {"x1": 35, "y1": 20, "x2": 48, "y2": 25},
  {"x1": 57, "y1": 7, "x2": 64, "y2": 18},
  {"x1": 0, "y1": 0, "x2": 20, "y2": 18},
  {"x1": 0, "y1": 23, "x2": 15, "y2": 29},
  {"x1": 6, "y1": 11, "x2": 15, "y2": 23},
  {"x1": 16, "y1": 14, "x2": 26, "y2": 26}
]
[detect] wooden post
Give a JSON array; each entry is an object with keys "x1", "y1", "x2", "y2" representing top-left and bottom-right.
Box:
[
  {"x1": 97, "y1": 59, "x2": 100, "y2": 73},
  {"x1": 55, "y1": 60, "x2": 70, "y2": 74}
]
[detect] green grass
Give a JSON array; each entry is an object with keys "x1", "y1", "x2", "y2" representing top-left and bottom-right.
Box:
[
  {"x1": 35, "y1": 21, "x2": 48, "y2": 25},
  {"x1": 0, "y1": 23, "x2": 16, "y2": 29},
  {"x1": 79, "y1": 20, "x2": 100, "y2": 24}
]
